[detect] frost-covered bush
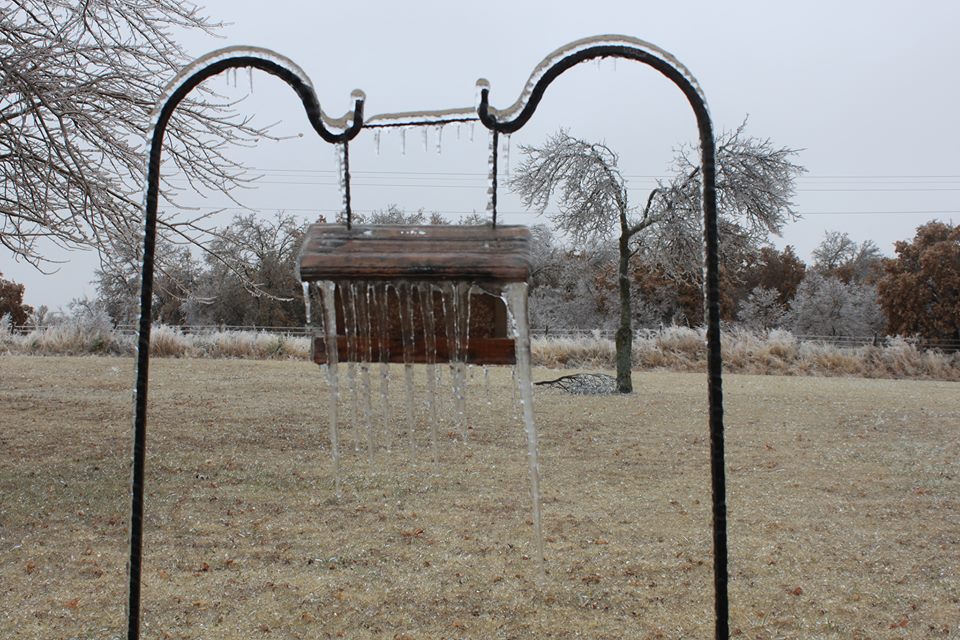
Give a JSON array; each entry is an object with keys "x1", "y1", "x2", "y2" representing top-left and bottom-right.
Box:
[
  {"x1": 738, "y1": 286, "x2": 787, "y2": 331},
  {"x1": 785, "y1": 273, "x2": 884, "y2": 337}
]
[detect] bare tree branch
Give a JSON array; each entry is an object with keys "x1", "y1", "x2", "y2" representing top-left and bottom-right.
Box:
[{"x1": 1, "y1": 0, "x2": 270, "y2": 273}]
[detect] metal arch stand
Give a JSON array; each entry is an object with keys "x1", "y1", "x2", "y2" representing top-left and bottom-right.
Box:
[{"x1": 128, "y1": 38, "x2": 728, "y2": 640}]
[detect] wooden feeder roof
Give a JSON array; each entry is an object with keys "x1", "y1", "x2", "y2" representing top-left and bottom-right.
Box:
[{"x1": 296, "y1": 224, "x2": 531, "y2": 283}]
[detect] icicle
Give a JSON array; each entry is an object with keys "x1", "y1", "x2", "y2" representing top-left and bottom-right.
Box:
[
  {"x1": 503, "y1": 134, "x2": 512, "y2": 177},
  {"x1": 502, "y1": 282, "x2": 545, "y2": 581},
  {"x1": 374, "y1": 129, "x2": 381, "y2": 156},
  {"x1": 469, "y1": 122, "x2": 475, "y2": 142},
  {"x1": 342, "y1": 282, "x2": 360, "y2": 451},
  {"x1": 483, "y1": 365, "x2": 492, "y2": 406},
  {"x1": 456, "y1": 123, "x2": 462, "y2": 141},
  {"x1": 456, "y1": 282, "x2": 472, "y2": 434},
  {"x1": 397, "y1": 282, "x2": 417, "y2": 454},
  {"x1": 422, "y1": 127, "x2": 429, "y2": 152},
  {"x1": 400, "y1": 128, "x2": 406, "y2": 155},
  {"x1": 377, "y1": 284, "x2": 393, "y2": 450},
  {"x1": 435, "y1": 125, "x2": 443, "y2": 154},
  {"x1": 438, "y1": 283, "x2": 456, "y2": 437},
  {"x1": 248, "y1": 67, "x2": 253, "y2": 93},
  {"x1": 511, "y1": 365, "x2": 521, "y2": 422},
  {"x1": 420, "y1": 285, "x2": 439, "y2": 461},
  {"x1": 319, "y1": 281, "x2": 342, "y2": 498},
  {"x1": 359, "y1": 282, "x2": 375, "y2": 461},
  {"x1": 403, "y1": 357, "x2": 417, "y2": 454},
  {"x1": 440, "y1": 282, "x2": 468, "y2": 439},
  {"x1": 302, "y1": 282, "x2": 312, "y2": 326}
]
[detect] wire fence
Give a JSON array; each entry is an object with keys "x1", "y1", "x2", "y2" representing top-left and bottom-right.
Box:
[{"x1": 9, "y1": 322, "x2": 959, "y2": 351}]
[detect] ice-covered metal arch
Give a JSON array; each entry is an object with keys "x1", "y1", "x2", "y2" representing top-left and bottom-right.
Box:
[
  {"x1": 476, "y1": 35, "x2": 729, "y2": 640},
  {"x1": 127, "y1": 36, "x2": 729, "y2": 640},
  {"x1": 126, "y1": 46, "x2": 364, "y2": 640}
]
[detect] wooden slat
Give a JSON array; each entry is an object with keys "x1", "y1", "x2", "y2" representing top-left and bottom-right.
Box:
[
  {"x1": 297, "y1": 224, "x2": 531, "y2": 282},
  {"x1": 312, "y1": 335, "x2": 517, "y2": 365}
]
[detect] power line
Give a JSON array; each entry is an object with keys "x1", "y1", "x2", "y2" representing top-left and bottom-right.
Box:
[
  {"x1": 164, "y1": 176, "x2": 960, "y2": 193},
  {"x1": 797, "y1": 210, "x2": 960, "y2": 216},
  {"x1": 170, "y1": 166, "x2": 960, "y2": 181},
  {"x1": 162, "y1": 204, "x2": 960, "y2": 217}
]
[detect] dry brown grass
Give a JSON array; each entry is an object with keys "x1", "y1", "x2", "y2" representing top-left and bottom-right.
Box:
[
  {"x1": 533, "y1": 329, "x2": 960, "y2": 381},
  {"x1": 1, "y1": 355, "x2": 958, "y2": 639},
  {"x1": 4, "y1": 323, "x2": 958, "y2": 380}
]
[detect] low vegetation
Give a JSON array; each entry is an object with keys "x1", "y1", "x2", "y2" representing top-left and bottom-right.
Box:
[
  {"x1": 2, "y1": 321, "x2": 958, "y2": 380},
  {"x1": 533, "y1": 327, "x2": 960, "y2": 381}
]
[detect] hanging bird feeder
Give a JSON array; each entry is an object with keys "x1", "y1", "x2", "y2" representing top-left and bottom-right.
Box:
[{"x1": 297, "y1": 223, "x2": 530, "y2": 365}]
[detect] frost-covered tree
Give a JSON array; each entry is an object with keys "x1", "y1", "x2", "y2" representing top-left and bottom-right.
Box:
[
  {"x1": 528, "y1": 247, "x2": 617, "y2": 334},
  {"x1": 352, "y1": 204, "x2": 447, "y2": 226},
  {"x1": 189, "y1": 212, "x2": 305, "y2": 327},
  {"x1": 95, "y1": 239, "x2": 199, "y2": 325},
  {"x1": 1, "y1": 0, "x2": 265, "y2": 272},
  {"x1": 737, "y1": 286, "x2": 787, "y2": 331},
  {"x1": 510, "y1": 121, "x2": 804, "y2": 392},
  {"x1": 812, "y1": 231, "x2": 883, "y2": 284},
  {"x1": 785, "y1": 272, "x2": 884, "y2": 337}
]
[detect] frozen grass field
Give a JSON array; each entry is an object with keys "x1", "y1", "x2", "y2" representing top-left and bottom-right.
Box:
[{"x1": 1, "y1": 355, "x2": 958, "y2": 638}]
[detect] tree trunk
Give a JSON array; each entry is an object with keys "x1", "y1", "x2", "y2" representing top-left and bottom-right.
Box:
[{"x1": 615, "y1": 231, "x2": 633, "y2": 393}]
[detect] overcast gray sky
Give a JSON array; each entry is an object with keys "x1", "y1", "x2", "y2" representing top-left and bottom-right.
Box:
[{"x1": 6, "y1": 0, "x2": 960, "y2": 310}]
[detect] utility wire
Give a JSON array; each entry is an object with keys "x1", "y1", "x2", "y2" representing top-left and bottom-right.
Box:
[{"x1": 162, "y1": 204, "x2": 960, "y2": 217}]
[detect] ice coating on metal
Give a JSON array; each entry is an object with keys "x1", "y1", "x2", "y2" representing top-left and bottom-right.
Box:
[
  {"x1": 147, "y1": 45, "x2": 362, "y2": 136},
  {"x1": 364, "y1": 106, "x2": 478, "y2": 128},
  {"x1": 474, "y1": 78, "x2": 491, "y2": 110},
  {"x1": 148, "y1": 37, "x2": 705, "y2": 148},
  {"x1": 482, "y1": 34, "x2": 709, "y2": 123}
]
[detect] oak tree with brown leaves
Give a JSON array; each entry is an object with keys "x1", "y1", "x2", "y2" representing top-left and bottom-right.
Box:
[
  {"x1": 0, "y1": 272, "x2": 32, "y2": 326},
  {"x1": 877, "y1": 221, "x2": 960, "y2": 346}
]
